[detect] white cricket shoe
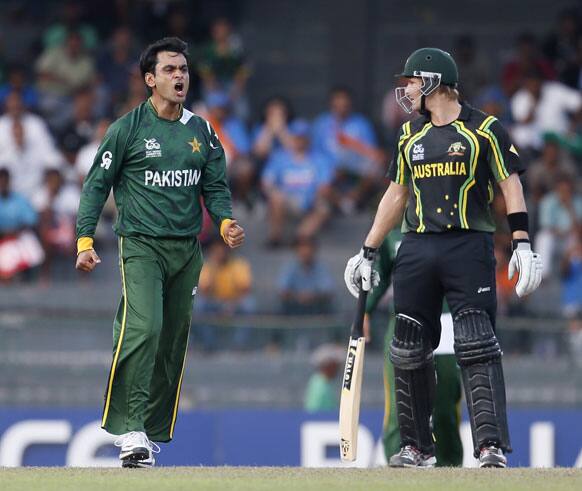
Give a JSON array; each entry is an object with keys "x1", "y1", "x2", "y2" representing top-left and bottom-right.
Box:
[{"x1": 114, "y1": 431, "x2": 160, "y2": 468}]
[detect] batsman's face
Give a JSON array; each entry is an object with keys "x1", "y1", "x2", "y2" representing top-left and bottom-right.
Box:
[
  {"x1": 149, "y1": 51, "x2": 189, "y2": 104},
  {"x1": 404, "y1": 78, "x2": 423, "y2": 110}
]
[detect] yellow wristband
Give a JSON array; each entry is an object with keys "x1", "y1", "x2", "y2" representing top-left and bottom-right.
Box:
[
  {"x1": 220, "y1": 219, "x2": 233, "y2": 242},
  {"x1": 77, "y1": 237, "x2": 94, "y2": 255}
]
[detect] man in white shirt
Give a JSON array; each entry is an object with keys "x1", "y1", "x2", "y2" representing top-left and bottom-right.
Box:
[{"x1": 511, "y1": 70, "x2": 582, "y2": 151}]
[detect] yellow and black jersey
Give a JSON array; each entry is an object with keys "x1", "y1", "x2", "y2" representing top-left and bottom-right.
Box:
[{"x1": 387, "y1": 103, "x2": 524, "y2": 234}]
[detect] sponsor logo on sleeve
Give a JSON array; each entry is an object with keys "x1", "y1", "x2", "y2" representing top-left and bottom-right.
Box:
[{"x1": 100, "y1": 151, "x2": 113, "y2": 170}]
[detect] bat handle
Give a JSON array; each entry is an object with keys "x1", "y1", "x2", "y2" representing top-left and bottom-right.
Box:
[{"x1": 351, "y1": 289, "x2": 368, "y2": 338}]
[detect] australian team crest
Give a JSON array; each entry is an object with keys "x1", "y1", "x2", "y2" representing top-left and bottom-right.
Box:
[{"x1": 447, "y1": 141, "x2": 466, "y2": 156}]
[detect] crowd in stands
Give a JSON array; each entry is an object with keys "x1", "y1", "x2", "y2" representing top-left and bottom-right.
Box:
[{"x1": 0, "y1": 3, "x2": 581, "y2": 336}]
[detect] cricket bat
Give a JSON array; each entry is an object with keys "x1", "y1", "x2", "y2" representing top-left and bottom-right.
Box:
[{"x1": 339, "y1": 289, "x2": 368, "y2": 462}]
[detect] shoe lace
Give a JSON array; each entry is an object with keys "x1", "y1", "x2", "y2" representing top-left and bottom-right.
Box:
[
  {"x1": 400, "y1": 445, "x2": 421, "y2": 460},
  {"x1": 113, "y1": 431, "x2": 160, "y2": 453}
]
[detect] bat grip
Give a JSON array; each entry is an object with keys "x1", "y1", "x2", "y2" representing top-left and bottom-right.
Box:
[{"x1": 351, "y1": 289, "x2": 368, "y2": 338}]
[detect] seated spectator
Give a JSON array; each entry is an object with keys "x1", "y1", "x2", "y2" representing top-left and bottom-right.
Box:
[
  {"x1": 536, "y1": 174, "x2": 582, "y2": 277},
  {"x1": 0, "y1": 64, "x2": 39, "y2": 111},
  {"x1": 42, "y1": 0, "x2": 99, "y2": 51},
  {"x1": 278, "y1": 237, "x2": 334, "y2": 315},
  {"x1": 527, "y1": 135, "x2": 577, "y2": 207},
  {"x1": 304, "y1": 344, "x2": 345, "y2": 412},
  {"x1": 0, "y1": 168, "x2": 43, "y2": 281},
  {"x1": 97, "y1": 25, "x2": 139, "y2": 110},
  {"x1": 252, "y1": 96, "x2": 295, "y2": 162},
  {"x1": 502, "y1": 32, "x2": 556, "y2": 97},
  {"x1": 0, "y1": 168, "x2": 37, "y2": 236},
  {"x1": 31, "y1": 168, "x2": 79, "y2": 279},
  {"x1": 35, "y1": 30, "x2": 96, "y2": 127},
  {"x1": 262, "y1": 119, "x2": 332, "y2": 246},
  {"x1": 201, "y1": 91, "x2": 253, "y2": 206},
  {"x1": 0, "y1": 95, "x2": 63, "y2": 201},
  {"x1": 474, "y1": 85, "x2": 512, "y2": 125},
  {"x1": 312, "y1": 86, "x2": 383, "y2": 213},
  {"x1": 511, "y1": 68, "x2": 582, "y2": 152},
  {"x1": 57, "y1": 88, "x2": 98, "y2": 177},
  {"x1": 196, "y1": 236, "x2": 255, "y2": 350},
  {"x1": 75, "y1": 117, "x2": 111, "y2": 182},
  {"x1": 197, "y1": 17, "x2": 251, "y2": 121}
]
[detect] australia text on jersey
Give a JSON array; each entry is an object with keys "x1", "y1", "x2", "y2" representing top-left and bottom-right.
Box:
[{"x1": 413, "y1": 161, "x2": 467, "y2": 179}]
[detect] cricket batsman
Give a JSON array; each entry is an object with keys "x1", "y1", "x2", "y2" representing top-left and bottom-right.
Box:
[
  {"x1": 358, "y1": 229, "x2": 462, "y2": 467},
  {"x1": 75, "y1": 37, "x2": 244, "y2": 468},
  {"x1": 344, "y1": 48, "x2": 542, "y2": 468}
]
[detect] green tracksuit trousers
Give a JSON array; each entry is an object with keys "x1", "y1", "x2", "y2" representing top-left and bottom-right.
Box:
[
  {"x1": 382, "y1": 320, "x2": 463, "y2": 466},
  {"x1": 101, "y1": 235, "x2": 203, "y2": 442}
]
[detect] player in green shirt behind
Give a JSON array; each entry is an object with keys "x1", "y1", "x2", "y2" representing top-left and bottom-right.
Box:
[
  {"x1": 364, "y1": 229, "x2": 463, "y2": 467},
  {"x1": 75, "y1": 37, "x2": 244, "y2": 468}
]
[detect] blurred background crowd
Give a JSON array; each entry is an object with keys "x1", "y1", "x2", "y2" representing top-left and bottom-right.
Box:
[{"x1": 0, "y1": 0, "x2": 581, "y2": 407}]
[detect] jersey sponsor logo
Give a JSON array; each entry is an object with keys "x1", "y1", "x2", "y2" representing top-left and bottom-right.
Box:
[
  {"x1": 144, "y1": 169, "x2": 201, "y2": 187},
  {"x1": 412, "y1": 161, "x2": 467, "y2": 179},
  {"x1": 412, "y1": 143, "x2": 425, "y2": 161},
  {"x1": 144, "y1": 138, "x2": 162, "y2": 158},
  {"x1": 447, "y1": 141, "x2": 466, "y2": 156},
  {"x1": 100, "y1": 151, "x2": 113, "y2": 170},
  {"x1": 477, "y1": 286, "x2": 491, "y2": 293}
]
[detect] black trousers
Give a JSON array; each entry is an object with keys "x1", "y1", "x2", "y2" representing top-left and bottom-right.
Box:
[{"x1": 392, "y1": 231, "x2": 497, "y2": 349}]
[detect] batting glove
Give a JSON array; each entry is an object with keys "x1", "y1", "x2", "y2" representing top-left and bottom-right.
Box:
[
  {"x1": 344, "y1": 246, "x2": 379, "y2": 298},
  {"x1": 508, "y1": 239, "x2": 543, "y2": 297}
]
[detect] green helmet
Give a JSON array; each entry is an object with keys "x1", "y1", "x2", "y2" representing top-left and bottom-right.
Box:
[
  {"x1": 397, "y1": 47, "x2": 459, "y2": 86},
  {"x1": 395, "y1": 47, "x2": 459, "y2": 113}
]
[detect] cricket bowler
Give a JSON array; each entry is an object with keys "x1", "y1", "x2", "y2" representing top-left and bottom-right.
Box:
[
  {"x1": 344, "y1": 47, "x2": 542, "y2": 468},
  {"x1": 75, "y1": 37, "x2": 244, "y2": 467}
]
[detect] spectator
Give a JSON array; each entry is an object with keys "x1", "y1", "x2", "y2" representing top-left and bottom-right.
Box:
[
  {"x1": 0, "y1": 167, "x2": 43, "y2": 281},
  {"x1": 31, "y1": 168, "x2": 79, "y2": 279},
  {"x1": 278, "y1": 237, "x2": 334, "y2": 315},
  {"x1": 536, "y1": 174, "x2": 582, "y2": 278},
  {"x1": 510, "y1": 68, "x2": 582, "y2": 152},
  {"x1": 262, "y1": 119, "x2": 332, "y2": 246},
  {"x1": 543, "y1": 8, "x2": 581, "y2": 76},
  {"x1": 117, "y1": 64, "x2": 146, "y2": 117},
  {"x1": 97, "y1": 25, "x2": 139, "y2": 110},
  {"x1": 304, "y1": 344, "x2": 345, "y2": 412},
  {"x1": 75, "y1": 117, "x2": 111, "y2": 182},
  {"x1": 197, "y1": 236, "x2": 255, "y2": 349},
  {"x1": 201, "y1": 91, "x2": 253, "y2": 206},
  {"x1": 560, "y1": 37, "x2": 582, "y2": 91},
  {"x1": 452, "y1": 35, "x2": 491, "y2": 102},
  {"x1": 252, "y1": 96, "x2": 295, "y2": 162},
  {"x1": 42, "y1": 0, "x2": 99, "y2": 51},
  {"x1": 527, "y1": 135, "x2": 577, "y2": 207},
  {"x1": 474, "y1": 85, "x2": 512, "y2": 125},
  {"x1": 197, "y1": 17, "x2": 251, "y2": 120},
  {"x1": 0, "y1": 64, "x2": 39, "y2": 111},
  {"x1": 312, "y1": 86, "x2": 383, "y2": 213},
  {"x1": 502, "y1": 32, "x2": 556, "y2": 96},
  {"x1": 57, "y1": 88, "x2": 98, "y2": 174},
  {"x1": 0, "y1": 168, "x2": 37, "y2": 236},
  {"x1": 0, "y1": 94, "x2": 62, "y2": 201},
  {"x1": 35, "y1": 29, "x2": 96, "y2": 125}
]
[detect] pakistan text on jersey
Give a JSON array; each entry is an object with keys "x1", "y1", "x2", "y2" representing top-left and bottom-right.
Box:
[
  {"x1": 144, "y1": 169, "x2": 201, "y2": 187},
  {"x1": 413, "y1": 161, "x2": 467, "y2": 179}
]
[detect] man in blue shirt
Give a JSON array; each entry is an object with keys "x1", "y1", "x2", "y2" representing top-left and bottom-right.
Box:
[
  {"x1": 278, "y1": 236, "x2": 334, "y2": 314},
  {"x1": 0, "y1": 168, "x2": 37, "y2": 235},
  {"x1": 262, "y1": 119, "x2": 333, "y2": 246},
  {"x1": 312, "y1": 87, "x2": 383, "y2": 213}
]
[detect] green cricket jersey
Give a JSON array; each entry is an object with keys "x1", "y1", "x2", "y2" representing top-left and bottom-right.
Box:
[
  {"x1": 387, "y1": 103, "x2": 524, "y2": 234},
  {"x1": 76, "y1": 100, "x2": 232, "y2": 240}
]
